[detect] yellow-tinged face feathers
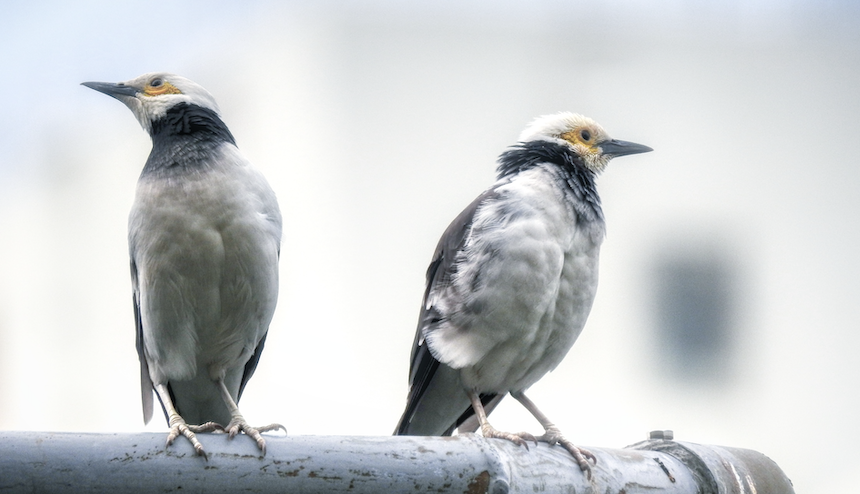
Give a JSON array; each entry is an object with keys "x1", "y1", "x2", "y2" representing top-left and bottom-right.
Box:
[
  {"x1": 518, "y1": 112, "x2": 651, "y2": 173},
  {"x1": 559, "y1": 122, "x2": 611, "y2": 170},
  {"x1": 560, "y1": 126, "x2": 598, "y2": 148},
  {"x1": 81, "y1": 72, "x2": 221, "y2": 134},
  {"x1": 142, "y1": 77, "x2": 183, "y2": 97}
]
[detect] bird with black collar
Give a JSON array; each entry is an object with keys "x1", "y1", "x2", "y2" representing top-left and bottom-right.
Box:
[
  {"x1": 83, "y1": 73, "x2": 283, "y2": 457},
  {"x1": 394, "y1": 112, "x2": 651, "y2": 479}
]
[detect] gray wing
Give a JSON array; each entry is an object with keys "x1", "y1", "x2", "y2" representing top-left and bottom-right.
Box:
[
  {"x1": 236, "y1": 244, "x2": 280, "y2": 401},
  {"x1": 131, "y1": 258, "x2": 156, "y2": 425},
  {"x1": 394, "y1": 188, "x2": 502, "y2": 435}
]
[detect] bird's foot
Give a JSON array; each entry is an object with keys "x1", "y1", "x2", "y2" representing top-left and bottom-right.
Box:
[
  {"x1": 166, "y1": 417, "x2": 223, "y2": 458},
  {"x1": 537, "y1": 426, "x2": 596, "y2": 479},
  {"x1": 480, "y1": 423, "x2": 538, "y2": 450},
  {"x1": 224, "y1": 416, "x2": 286, "y2": 455}
]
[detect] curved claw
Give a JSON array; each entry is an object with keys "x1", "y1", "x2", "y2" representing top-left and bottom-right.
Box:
[
  {"x1": 225, "y1": 419, "x2": 286, "y2": 455},
  {"x1": 515, "y1": 431, "x2": 539, "y2": 447},
  {"x1": 578, "y1": 446, "x2": 597, "y2": 464},
  {"x1": 536, "y1": 427, "x2": 597, "y2": 480},
  {"x1": 190, "y1": 421, "x2": 225, "y2": 433},
  {"x1": 480, "y1": 425, "x2": 537, "y2": 451},
  {"x1": 560, "y1": 440, "x2": 595, "y2": 480},
  {"x1": 165, "y1": 417, "x2": 221, "y2": 458},
  {"x1": 256, "y1": 423, "x2": 287, "y2": 437}
]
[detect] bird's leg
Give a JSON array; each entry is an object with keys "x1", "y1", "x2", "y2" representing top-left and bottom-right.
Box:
[
  {"x1": 154, "y1": 384, "x2": 221, "y2": 457},
  {"x1": 467, "y1": 390, "x2": 537, "y2": 449},
  {"x1": 216, "y1": 377, "x2": 285, "y2": 455},
  {"x1": 511, "y1": 391, "x2": 596, "y2": 479}
]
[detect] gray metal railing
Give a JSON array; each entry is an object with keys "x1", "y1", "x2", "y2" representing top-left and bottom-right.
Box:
[{"x1": 0, "y1": 431, "x2": 794, "y2": 493}]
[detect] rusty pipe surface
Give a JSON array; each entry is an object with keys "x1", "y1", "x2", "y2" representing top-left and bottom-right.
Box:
[{"x1": 0, "y1": 431, "x2": 793, "y2": 494}]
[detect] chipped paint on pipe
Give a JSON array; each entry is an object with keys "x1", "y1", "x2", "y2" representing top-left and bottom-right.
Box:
[{"x1": 0, "y1": 432, "x2": 793, "y2": 494}]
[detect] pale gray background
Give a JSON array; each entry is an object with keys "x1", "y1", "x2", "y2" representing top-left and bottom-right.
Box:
[{"x1": 1, "y1": 2, "x2": 858, "y2": 492}]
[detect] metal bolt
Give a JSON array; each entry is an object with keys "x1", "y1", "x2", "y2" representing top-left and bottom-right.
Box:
[{"x1": 648, "y1": 430, "x2": 674, "y2": 440}]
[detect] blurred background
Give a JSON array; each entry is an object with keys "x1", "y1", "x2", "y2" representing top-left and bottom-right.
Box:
[{"x1": 1, "y1": 1, "x2": 858, "y2": 491}]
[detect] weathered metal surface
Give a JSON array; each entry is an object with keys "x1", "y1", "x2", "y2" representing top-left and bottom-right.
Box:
[
  {"x1": 0, "y1": 431, "x2": 792, "y2": 494},
  {"x1": 631, "y1": 438, "x2": 796, "y2": 494}
]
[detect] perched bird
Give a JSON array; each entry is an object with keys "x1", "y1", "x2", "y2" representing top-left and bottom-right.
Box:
[
  {"x1": 394, "y1": 112, "x2": 651, "y2": 478},
  {"x1": 82, "y1": 73, "x2": 283, "y2": 456}
]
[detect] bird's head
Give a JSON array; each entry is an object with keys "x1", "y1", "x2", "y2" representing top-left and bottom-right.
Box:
[
  {"x1": 519, "y1": 112, "x2": 652, "y2": 173},
  {"x1": 81, "y1": 73, "x2": 220, "y2": 134}
]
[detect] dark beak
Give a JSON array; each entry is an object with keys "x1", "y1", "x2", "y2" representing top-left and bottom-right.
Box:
[
  {"x1": 81, "y1": 81, "x2": 139, "y2": 99},
  {"x1": 600, "y1": 139, "x2": 653, "y2": 158}
]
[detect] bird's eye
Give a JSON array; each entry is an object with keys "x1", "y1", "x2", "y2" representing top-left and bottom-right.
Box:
[
  {"x1": 580, "y1": 129, "x2": 592, "y2": 142},
  {"x1": 143, "y1": 77, "x2": 181, "y2": 97}
]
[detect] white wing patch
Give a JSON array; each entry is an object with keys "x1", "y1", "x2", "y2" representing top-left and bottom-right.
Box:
[{"x1": 423, "y1": 166, "x2": 584, "y2": 375}]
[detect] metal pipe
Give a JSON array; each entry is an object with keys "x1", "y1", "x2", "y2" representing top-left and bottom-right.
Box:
[{"x1": 0, "y1": 431, "x2": 793, "y2": 493}]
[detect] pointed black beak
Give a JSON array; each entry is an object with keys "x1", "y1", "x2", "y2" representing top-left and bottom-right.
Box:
[
  {"x1": 81, "y1": 81, "x2": 139, "y2": 99},
  {"x1": 600, "y1": 139, "x2": 653, "y2": 158}
]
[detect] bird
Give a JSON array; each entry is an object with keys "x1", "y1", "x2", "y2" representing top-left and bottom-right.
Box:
[
  {"x1": 394, "y1": 112, "x2": 651, "y2": 478},
  {"x1": 82, "y1": 73, "x2": 283, "y2": 456}
]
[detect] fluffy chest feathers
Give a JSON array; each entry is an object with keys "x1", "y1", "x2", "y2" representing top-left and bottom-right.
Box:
[
  {"x1": 130, "y1": 143, "x2": 281, "y2": 383},
  {"x1": 424, "y1": 164, "x2": 605, "y2": 393},
  {"x1": 130, "y1": 143, "x2": 281, "y2": 254}
]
